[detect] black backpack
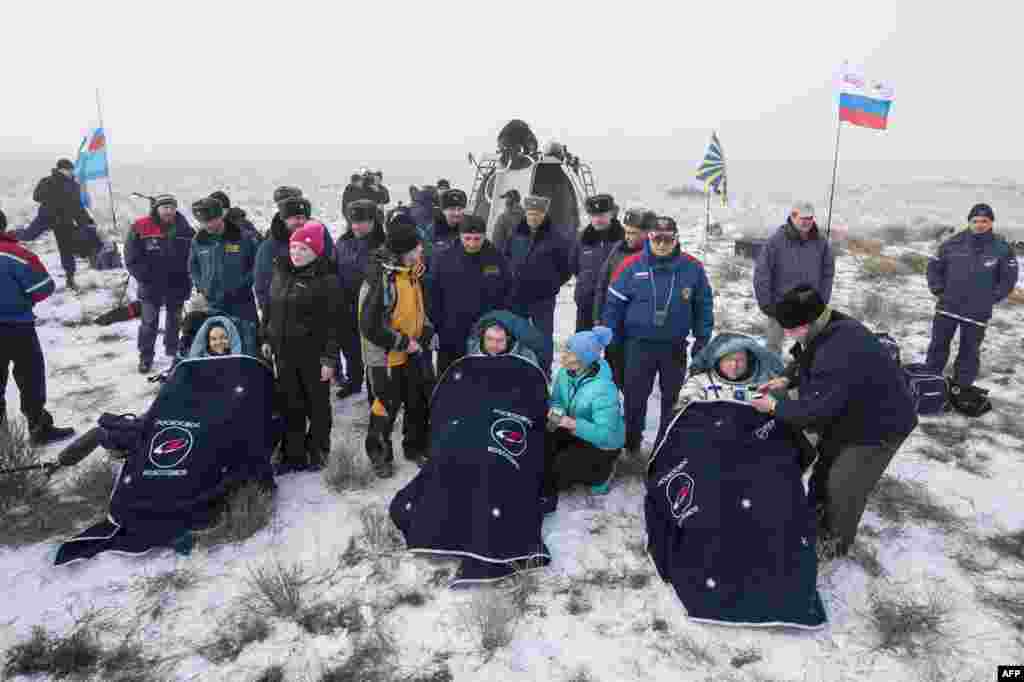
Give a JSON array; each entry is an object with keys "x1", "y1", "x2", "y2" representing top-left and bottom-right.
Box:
[{"x1": 949, "y1": 383, "x2": 992, "y2": 418}]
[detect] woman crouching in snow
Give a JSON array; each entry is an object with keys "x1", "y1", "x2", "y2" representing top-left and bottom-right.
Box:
[{"x1": 541, "y1": 326, "x2": 625, "y2": 512}]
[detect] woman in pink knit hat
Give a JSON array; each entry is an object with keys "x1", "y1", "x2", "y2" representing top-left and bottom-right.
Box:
[{"x1": 261, "y1": 222, "x2": 344, "y2": 473}]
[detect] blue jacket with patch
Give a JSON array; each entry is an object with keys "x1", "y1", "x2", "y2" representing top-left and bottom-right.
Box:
[
  {"x1": 926, "y1": 229, "x2": 1018, "y2": 323},
  {"x1": 428, "y1": 241, "x2": 512, "y2": 353},
  {"x1": 124, "y1": 212, "x2": 195, "y2": 302},
  {"x1": 550, "y1": 358, "x2": 625, "y2": 451},
  {"x1": 603, "y1": 242, "x2": 714, "y2": 346},
  {"x1": 188, "y1": 221, "x2": 258, "y2": 314},
  {"x1": 0, "y1": 232, "x2": 55, "y2": 323}
]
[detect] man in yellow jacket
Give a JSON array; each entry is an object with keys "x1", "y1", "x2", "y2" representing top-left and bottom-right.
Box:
[{"x1": 359, "y1": 213, "x2": 436, "y2": 478}]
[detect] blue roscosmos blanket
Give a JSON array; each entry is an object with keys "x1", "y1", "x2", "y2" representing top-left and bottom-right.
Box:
[
  {"x1": 390, "y1": 352, "x2": 551, "y2": 586},
  {"x1": 55, "y1": 355, "x2": 277, "y2": 565},
  {"x1": 645, "y1": 400, "x2": 827, "y2": 629}
]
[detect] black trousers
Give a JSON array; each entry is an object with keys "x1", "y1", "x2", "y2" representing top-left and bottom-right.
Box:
[
  {"x1": 605, "y1": 343, "x2": 625, "y2": 390},
  {"x1": 338, "y1": 303, "x2": 364, "y2": 387},
  {"x1": 367, "y1": 356, "x2": 433, "y2": 456},
  {"x1": 542, "y1": 428, "x2": 618, "y2": 496},
  {"x1": 276, "y1": 351, "x2": 332, "y2": 462},
  {"x1": 52, "y1": 223, "x2": 78, "y2": 276},
  {"x1": 0, "y1": 323, "x2": 47, "y2": 422}
]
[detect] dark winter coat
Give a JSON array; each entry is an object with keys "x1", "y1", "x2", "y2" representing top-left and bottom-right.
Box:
[
  {"x1": 0, "y1": 232, "x2": 54, "y2": 323},
  {"x1": 603, "y1": 241, "x2": 714, "y2": 346},
  {"x1": 124, "y1": 211, "x2": 195, "y2": 302},
  {"x1": 410, "y1": 189, "x2": 438, "y2": 227},
  {"x1": 592, "y1": 239, "x2": 643, "y2": 324},
  {"x1": 419, "y1": 214, "x2": 462, "y2": 273},
  {"x1": 776, "y1": 310, "x2": 918, "y2": 448},
  {"x1": 572, "y1": 219, "x2": 625, "y2": 306},
  {"x1": 226, "y1": 207, "x2": 260, "y2": 242},
  {"x1": 32, "y1": 170, "x2": 93, "y2": 227},
  {"x1": 335, "y1": 219, "x2": 386, "y2": 301},
  {"x1": 926, "y1": 229, "x2": 1018, "y2": 323},
  {"x1": 254, "y1": 215, "x2": 335, "y2": 314},
  {"x1": 501, "y1": 217, "x2": 574, "y2": 307},
  {"x1": 428, "y1": 241, "x2": 512, "y2": 353},
  {"x1": 753, "y1": 221, "x2": 835, "y2": 313},
  {"x1": 188, "y1": 220, "x2": 258, "y2": 314},
  {"x1": 492, "y1": 206, "x2": 525, "y2": 254},
  {"x1": 358, "y1": 248, "x2": 434, "y2": 370},
  {"x1": 262, "y1": 254, "x2": 343, "y2": 369}
]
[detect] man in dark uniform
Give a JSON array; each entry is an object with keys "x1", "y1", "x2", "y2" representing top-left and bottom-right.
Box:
[
  {"x1": 751, "y1": 285, "x2": 918, "y2": 560},
  {"x1": 925, "y1": 203, "x2": 1018, "y2": 402},
  {"x1": 571, "y1": 193, "x2": 623, "y2": 332},
  {"x1": 31, "y1": 159, "x2": 97, "y2": 291}
]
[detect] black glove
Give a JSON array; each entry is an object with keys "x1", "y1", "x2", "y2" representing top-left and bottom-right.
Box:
[{"x1": 759, "y1": 304, "x2": 776, "y2": 318}]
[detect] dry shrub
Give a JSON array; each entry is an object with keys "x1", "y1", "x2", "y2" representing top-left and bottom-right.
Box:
[
  {"x1": 860, "y1": 255, "x2": 914, "y2": 280},
  {"x1": 898, "y1": 252, "x2": 931, "y2": 275},
  {"x1": 863, "y1": 581, "x2": 953, "y2": 658},
  {"x1": 848, "y1": 237, "x2": 884, "y2": 257},
  {"x1": 324, "y1": 434, "x2": 375, "y2": 493},
  {"x1": 458, "y1": 589, "x2": 519, "y2": 656},
  {"x1": 197, "y1": 481, "x2": 275, "y2": 548}
]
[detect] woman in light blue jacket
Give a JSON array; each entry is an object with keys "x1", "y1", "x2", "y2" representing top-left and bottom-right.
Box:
[{"x1": 542, "y1": 326, "x2": 625, "y2": 510}]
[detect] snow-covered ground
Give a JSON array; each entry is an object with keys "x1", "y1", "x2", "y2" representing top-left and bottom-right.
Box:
[{"x1": 2, "y1": 164, "x2": 1023, "y2": 682}]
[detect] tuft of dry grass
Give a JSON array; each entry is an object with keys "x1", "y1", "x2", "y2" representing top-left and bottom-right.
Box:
[
  {"x1": 848, "y1": 540, "x2": 886, "y2": 578},
  {"x1": 359, "y1": 504, "x2": 405, "y2": 555},
  {"x1": 298, "y1": 599, "x2": 365, "y2": 636},
  {"x1": 131, "y1": 566, "x2": 199, "y2": 601},
  {"x1": 863, "y1": 581, "x2": 953, "y2": 658},
  {"x1": 975, "y1": 582, "x2": 1024, "y2": 627},
  {"x1": 879, "y1": 224, "x2": 910, "y2": 244},
  {"x1": 0, "y1": 418, "x2": 48, "y2": 514},
  {"x1": 985, "y1": 529, "x2": 1024, "y2": 563},
  {"x1": 323, "y1": 433, "x2": 375, "y2": 493},
  {"x1": 717, "y1": 256, "x2": 749, "y2": 284},
  {"x1": 198, "y1": 613, "x2": 271, "y2": 664},
  {"x1": 867, "y1": 475, "x2": 964, "y2": 533},
  {"x1": 196, "y1": 481, "x2": 275, "y2": 549},
  {"x1": 244, "y1": 559, "x2": 309, "y2": 621},
  {"x1": 729, "y1": 647, "x2": 762, "y2": 668},
  {"x1": 254, "y1": 665, "x2": 286, "y2": 682},
  {"x1": 320, "y1": 624, "x2": 397, "y2": 682},
  {"x1": 458, "y1": 588, "x2": 519, "y2": 657}
]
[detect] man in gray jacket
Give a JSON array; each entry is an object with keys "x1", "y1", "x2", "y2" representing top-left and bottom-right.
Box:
[{"x1": 753, "y1": 202, "x2": 835, "y2": 354}]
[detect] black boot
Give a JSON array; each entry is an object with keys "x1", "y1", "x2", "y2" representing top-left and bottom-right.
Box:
[
  {"x1": 66, "y1": 272, "x2": 79, "y2": 292},
  {"x1": 28, "y1": 410, "x2": 75, "y2": 446},
  {"x1": 139, "y1": 358, "x2": 153, "y2": 374},
  {"x1": 365, "y1": 414, "x2": 395, "y2": 479}
]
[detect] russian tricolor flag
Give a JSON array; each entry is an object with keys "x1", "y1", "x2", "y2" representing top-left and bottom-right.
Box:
[{"x1": 837, "y1": 62, "x2": 894, "y2": 130}]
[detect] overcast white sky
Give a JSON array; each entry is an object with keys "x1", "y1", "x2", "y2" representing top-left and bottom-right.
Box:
[{"x1": 1, "y1": 1, "x2": 1020, "y2": 163}]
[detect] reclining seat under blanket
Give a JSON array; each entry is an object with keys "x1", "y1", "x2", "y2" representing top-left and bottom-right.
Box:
[
  {"x1": 389, "y1": 344, "x2": 551, "y2": 587},
  {"x1": 54, "y1": 351, "x2": 277, "y2": 566},
  {"x1": 644, "y1": 332, "x2": 827, "y2": 629}
]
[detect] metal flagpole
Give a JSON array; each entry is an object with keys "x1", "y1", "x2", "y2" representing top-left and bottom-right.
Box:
[
  {"x1": 95, "y1": 88, "x2": 119, "y2": 234},
  {"x1": 824, "y1": 119, "x2": 842, "y2": 243}
]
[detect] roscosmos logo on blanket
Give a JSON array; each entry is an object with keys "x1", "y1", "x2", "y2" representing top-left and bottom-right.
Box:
[
  {"x1": 488, "y1": 410, "x2": 532, "y2": 470},
  {"x1": 146, "y1": 421, "x2": 197, "y2": 476},
  {"x1": 657, "y1": 459, "x2": 701, "y2": 525}
]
